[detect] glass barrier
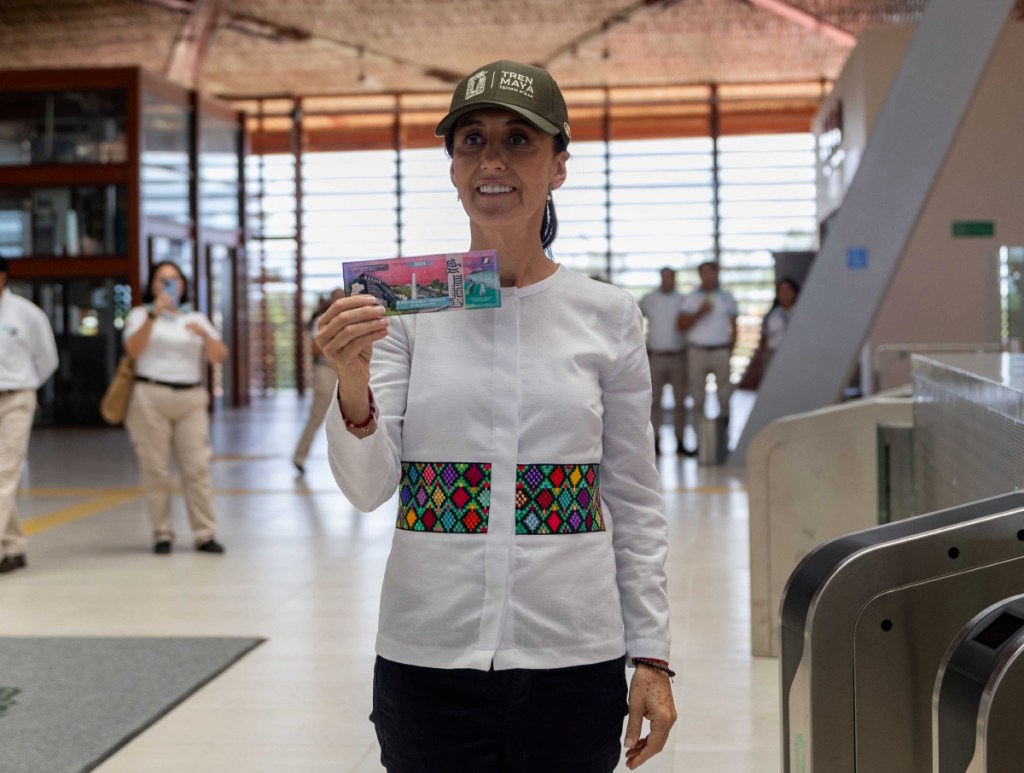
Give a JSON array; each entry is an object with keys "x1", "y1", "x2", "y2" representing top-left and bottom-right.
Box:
[
  {"x1": 141, "y1": 91, "x2": 192, "y2": 225},
  {"x1": 0, "y1": 89, "x2": 127, "y2": 166},
  {"x1": 200, "y1": 114, "x2": 241, "y2": 230}
]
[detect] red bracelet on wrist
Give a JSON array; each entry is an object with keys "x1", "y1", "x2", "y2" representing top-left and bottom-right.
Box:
[{"x1": 341, "y1": 388, "x2": 377, "y2": 436}]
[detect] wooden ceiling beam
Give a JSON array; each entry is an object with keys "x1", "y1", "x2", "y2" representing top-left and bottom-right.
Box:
[
  {"x1": 165, "y1": 0, "x2": 228, "y2": 88},
  {"x1": 742, "y1": 0, "x2": 857, "y2": 48}
]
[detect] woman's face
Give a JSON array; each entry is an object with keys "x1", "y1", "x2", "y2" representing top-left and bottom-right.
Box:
[
  {"x1": 777, "y1": 281, "x2": 797, "y2": 308},
  {"x1": 152, "y1": 264, "x2": 184, "y2": 301},
  {"x1": 449, "y1": 108, "x2": 568, "y2": 231}
]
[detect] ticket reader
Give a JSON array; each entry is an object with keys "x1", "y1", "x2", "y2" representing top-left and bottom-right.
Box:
[
  {"x1": 780, "y1": 491, "x2": 1024, "y2": 773},
  {"x1": 933, "y1": 595, "x2": 1024, "y2": 773}
]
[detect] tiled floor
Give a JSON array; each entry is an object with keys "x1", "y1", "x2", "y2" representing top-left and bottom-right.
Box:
[{"x1": 4, "y1": 393, "x2": 780, "y2": 772}]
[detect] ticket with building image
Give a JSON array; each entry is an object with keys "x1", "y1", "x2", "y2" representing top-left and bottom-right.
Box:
[{"x1": 342, "y1": 250, "x2": 501, "y2": 315}]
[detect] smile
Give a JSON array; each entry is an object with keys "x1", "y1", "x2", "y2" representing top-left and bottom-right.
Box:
[{"x1": 477, "y1": 184, "x2": 515, "y2": 194}]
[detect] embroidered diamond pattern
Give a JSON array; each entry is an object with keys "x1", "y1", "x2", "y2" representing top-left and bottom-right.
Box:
[
  {"x1": 524, "y1": 466, "x2": 544, "y2": 488},
  {"x1": 442, "y1": 464, "x2": 458, "y2": 487},
  {"x1": 397, "y1": 462, "x2": 490, "y2": 534},
  {"x1": 515, "y1": 464, "x2": 603, "y2": 535}
]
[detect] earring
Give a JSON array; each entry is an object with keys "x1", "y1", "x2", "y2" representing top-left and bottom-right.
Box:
[
  {"x1": 457, "y1": 193, "x2": 461, "y2": 202},
  {"x1": 546, "y1": 184, "x2": 553, "y2": 202}
]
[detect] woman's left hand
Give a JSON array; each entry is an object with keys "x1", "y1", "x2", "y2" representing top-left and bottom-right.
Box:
[
  {"x1": 185, "y1": 321, "x2": 229, "y2": 364},
  {"x1": 623, "y1": 665, "x2": 677, "y2": 769}
]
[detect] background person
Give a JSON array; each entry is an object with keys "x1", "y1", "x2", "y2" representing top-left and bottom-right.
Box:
[
  {"x1": 640, "y1": 267, "x2": 690, "y2": 456},
  {"x1": 761, "y1": 276, "x2": 801, "y2": 372},
  {"x1": 0, "y1": 255, "x2": 58, "y2": 575},
  {"x1": 678, "y1": 261, "x2": 738, "y2": 444},
  {"x1": 318, "y1": 60, "x2": 675, "y2": 772},
  {"x1": 292, "y1": 288, "x2": 345, "y2": 475},
  {"x1": 123, "y1": 260, "x2": 229, "y2": 555}
]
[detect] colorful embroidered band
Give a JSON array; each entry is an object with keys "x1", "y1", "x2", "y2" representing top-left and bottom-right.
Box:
[
  {"x1": 515, "y1": 463, "x2": 603, "y2": 535},
  {"x1": 397, "y1": 462, "x2": 490, "y2": 533}
]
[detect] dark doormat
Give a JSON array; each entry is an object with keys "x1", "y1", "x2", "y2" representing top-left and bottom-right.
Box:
[{"x1": 0, "y1": 636, "x2": 265, "y2": 772}]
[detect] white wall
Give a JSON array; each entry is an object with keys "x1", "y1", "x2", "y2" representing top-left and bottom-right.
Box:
[{"x1": 814, "y1": 23, "x2": 1024, "y2": 389}]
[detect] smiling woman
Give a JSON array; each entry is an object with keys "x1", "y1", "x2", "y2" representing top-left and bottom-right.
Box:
[{"x1": 317, "y1": 59, "x2": 676, "y2": 773}]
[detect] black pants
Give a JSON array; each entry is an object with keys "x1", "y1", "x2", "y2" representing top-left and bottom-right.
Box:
[{"x1": 371, "y1": 655, "x2": 628, "y2": 773}]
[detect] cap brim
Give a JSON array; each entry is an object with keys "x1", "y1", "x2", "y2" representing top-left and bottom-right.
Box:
[{"x1": 434, "y1": 102, "x2": 560, "y2": 138}]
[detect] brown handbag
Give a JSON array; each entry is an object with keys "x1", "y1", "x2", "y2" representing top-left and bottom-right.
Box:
[{"x1": 100, "y1": 354, "x2": 136, "y2": 425}]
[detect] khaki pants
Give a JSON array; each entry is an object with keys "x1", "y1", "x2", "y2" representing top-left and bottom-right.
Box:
[
  {"x1": 292, "y1": 362, "x2": 338, "y2": 467},
  {"x1": 125, "y1": 382, "x2": 217, "y2": 544},
  {"x1": 0, "y1": 390, "x2": 34, "y2": 556},
  {"x1": 648, "y1": 351, "x2": 689, "y2": 438},
  {"x1": 687, "y1": 347, "x2": 734, "y2": 420}
]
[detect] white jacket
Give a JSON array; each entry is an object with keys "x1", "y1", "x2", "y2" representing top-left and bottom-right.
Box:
[{"x1": 326, "y1": 266, "x2": 670, "y2": 670}]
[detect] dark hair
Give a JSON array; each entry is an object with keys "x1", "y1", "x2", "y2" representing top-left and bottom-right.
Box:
[
  {"x1": 767, "y1": 275, "x2": 801, "y2": 313},
  {"x1": 777, "y1": 276, "x2": 801, "y2": 296},
  {"x1": 0, "y1": 255, "x2": 8, "y2": 274},
  {"x1": 142, "y1": 260, "x2": 189, "y2": 305},
  {"x1": 444, "y1": 130, "x2": 567, "y2": 251}
]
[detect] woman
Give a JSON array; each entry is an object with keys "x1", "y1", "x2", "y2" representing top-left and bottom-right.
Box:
[
  {"x1": 292, "y1": 288, "x2": 345, "y2": 475},
  {"x1": 319, "y1": 60, "x2": 675, "y2": 772},
  {"x1": 123, "y1": 260, "x2": 229, "y2": 555},
  {"x1": 761, "y1": 276, "x2": 801, "y2": 372}
]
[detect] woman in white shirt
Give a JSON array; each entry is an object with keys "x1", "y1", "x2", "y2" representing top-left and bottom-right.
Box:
[
  {"x1": 317, "y1": 61, "x2": 675, "y2": 772},
  {"x1": 761, "y1": 276, "x2": 801, "y2": 371},
  {"x1": 123, "y1": 261, "x2": 229, "y2": 555},
  {"x1": 291, "y1": 288, "x2": 345, "y2": 474}
]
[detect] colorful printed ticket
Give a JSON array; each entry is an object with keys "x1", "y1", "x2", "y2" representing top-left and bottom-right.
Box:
[{"x1": 342, "y1": 250, "x2": 501, "y2": 315}]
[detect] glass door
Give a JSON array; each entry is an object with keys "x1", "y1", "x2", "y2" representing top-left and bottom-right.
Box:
[
  {"x1": 7, "y1": 278, "x2": 130, "y2": 424},
  {"x1": 208, "y1": 242, "x2": 236, "y2": 406},
  {"x1": 999, "y1": 246, "x2": 1024, "y2": 352}
]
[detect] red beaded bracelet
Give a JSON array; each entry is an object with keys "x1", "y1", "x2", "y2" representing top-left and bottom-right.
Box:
[
  {"x1": 341, "y1": 388, "x2": 377, "y2": 436},
  {"x1": 632, "y1": 657, "x2": 676, "y2": 678}
]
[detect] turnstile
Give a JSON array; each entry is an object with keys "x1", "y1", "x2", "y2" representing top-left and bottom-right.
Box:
[
  {"x1": 780, "y1": 491, "x2": 1024, "y2": 773},
  {"x1": 934, "y1": 595, "x2": 1024, "y2": 773}
]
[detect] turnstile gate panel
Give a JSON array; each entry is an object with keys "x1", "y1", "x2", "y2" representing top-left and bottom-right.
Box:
[
  {"x1": 934, "y1": 595, "x2": 1024, "y2": 773},
  {"x1": 780, "y1": 491, "x2": 1024, "y2": 773}
]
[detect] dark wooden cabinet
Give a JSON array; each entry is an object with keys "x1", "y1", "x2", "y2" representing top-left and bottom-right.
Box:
[{"x1": 0, "y1": 67, "x2": 249, "y2": 422}]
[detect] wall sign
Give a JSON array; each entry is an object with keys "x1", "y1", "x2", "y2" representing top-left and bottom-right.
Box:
[
  {"x1": 847, "y1": 247, "x2": 869, "y2": 269},
  {"x1": 952, "y1": 221, "x2": 995, "y2": 237}
]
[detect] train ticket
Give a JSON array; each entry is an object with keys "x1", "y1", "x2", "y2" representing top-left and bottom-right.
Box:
[{"x1": 342, "y1": 250, "x2": 501, "y2": 314}]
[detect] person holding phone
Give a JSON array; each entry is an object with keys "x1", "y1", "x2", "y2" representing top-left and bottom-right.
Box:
[
  {"x1": 317, "y1": 61, "x2": 675, "y2": 772},
  {"x1": 123, "y1": 260, "x2": 228, "y2": 555}
]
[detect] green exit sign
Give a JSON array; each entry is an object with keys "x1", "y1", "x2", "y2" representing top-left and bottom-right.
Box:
[{"x1": 952, "y1": 221, "x2": 995, "y2": 237}]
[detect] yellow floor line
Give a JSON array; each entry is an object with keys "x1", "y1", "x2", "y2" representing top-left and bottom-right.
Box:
[
  {"x1": 18, "y1": 483, "x2": 743, "y2": 536},
  {"x1": 19, "y1": 487, "x2": 143, "y2": 497},
  {"x1": 23, "y1": 491, "x2": 143, "y2": 536},
  {"x1": 664, "y1": 485, "x2": 746, "y2": 494}
]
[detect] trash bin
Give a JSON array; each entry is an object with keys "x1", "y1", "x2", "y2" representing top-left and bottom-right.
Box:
[{"x1": 698, "y1": 415, "x2": 728, "y2": 465}]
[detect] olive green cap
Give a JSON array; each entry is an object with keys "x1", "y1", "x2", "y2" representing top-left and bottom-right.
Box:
[{"x1": 434, "y1": 60, "x2": 571, "y2": 146}]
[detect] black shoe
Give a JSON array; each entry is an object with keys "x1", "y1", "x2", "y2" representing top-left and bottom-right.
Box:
[
  {"x1": 293, "y1": 461, "x2": 305, "y2": 475},
  {"x1": 196, "y1": 539, "x2": 225, "y2": 554},
  {"x1": 153, "y1": 541, "x2": 172, "y2": 555},
  {"x1": 0, "y1": 554, "x2": 27, "y2": 573}
]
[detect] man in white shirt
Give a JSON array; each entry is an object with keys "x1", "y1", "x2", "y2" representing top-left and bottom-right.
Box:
[
  {"x1": 678, "y1": 262, "x2": 738, "y2": 440},
  {"x1": 639, "y1": 267, "x2": 690, "y2": 456},
  {"x1": 0, "y1": 256, "x2": 59, "y2": 574}
]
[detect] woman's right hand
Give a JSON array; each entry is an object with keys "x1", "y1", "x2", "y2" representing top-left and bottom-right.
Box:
[
  {"x1": 152, "y1": 292, "x2": 177, "y2": 316},
  {"x1": 315, "y1": 295, "x2": 389, "y2": 402}
]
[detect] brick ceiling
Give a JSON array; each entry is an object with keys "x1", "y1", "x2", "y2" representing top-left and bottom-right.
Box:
[{"x1": 0, "y1": 0, "x2": 1020, "y2": 98}]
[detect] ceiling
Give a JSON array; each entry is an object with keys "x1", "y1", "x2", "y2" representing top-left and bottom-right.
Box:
[{"x1": 2, "y1": 0, "x2": 999, "y2": 100}]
